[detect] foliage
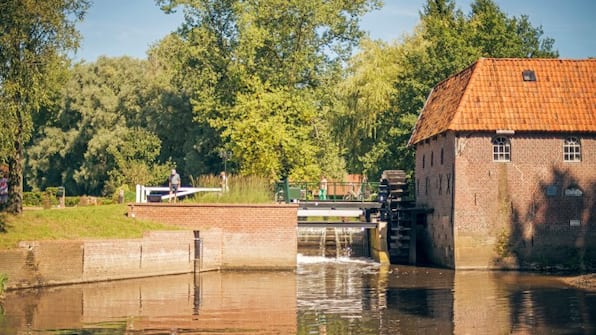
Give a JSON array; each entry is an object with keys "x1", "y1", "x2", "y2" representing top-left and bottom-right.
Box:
[
  {"x1": 190, "y1": 174, "x2": 274, "y2": 203},
  {"x1": 0, "y1": 0, "x2": 89, "y2": 213},
  {"x1": 154, "y1": 0, "x2": 381, "y2": 181},
  {"x1": 494, "y1": 227, "x2": 512, "y2": 259},
  {"x1": 18, "y1": 0, "x2": 560, "y2": 199},
  {"x1": 335, "y1": 0, "x2": 558, "y2": 177},
  {"x1": 0, "y1": 272, "x2": 6, "y2": 297},
  {"x1": 22, "y1": 192, "x2": 81, "y2": 208},
  {"x1": 331, "y1": 38, "x2": 402, "y2": 177},
  {"x1": 26, "y1": 57, "x2": 172, "y2": 196},
  {"x1": 0, "y1": 204, "x2": 173, "y2": 250}
]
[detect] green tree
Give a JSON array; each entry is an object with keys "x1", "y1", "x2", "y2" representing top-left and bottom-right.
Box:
[
  {"x1": 146, "y1": 35, "x2": 223, "y2": 179},
  {"x1": 468, "y1": 0, "x2": 557, "y2": 58},
  {"x1": 0, "y1": 0, "x2": 89, "y2": 213},
  {"x1": 156, "y1": 0, "x2": 381, "y2": 180},
  {"x1": 104, "y1": 127, "x2": 172, "y2": 194},
  {"x1": 332, "y1": 38, "x2": 402, "y2": 177},
  {"x1": 27, "y1": 57, "x2": 170, "y2": 195},
  {"x1": 337, "y1": 0, "x2": 558, "y2": 178}
]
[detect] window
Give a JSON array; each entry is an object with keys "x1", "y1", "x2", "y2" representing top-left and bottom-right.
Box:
[
  {"x1": 431, "y1": 152, "x2": 434, "y2": 167},
  {"x1": 522, "y1": 69, "x2": 536, "y2": 82},
  {"x1": 416, "y1": 179, "x2": 420, "y2": 196},
  {"x1": 440, "y1": 148, "x2": 444, "y2": 165},
  {"x1": 563, "y1": 137, "x2": 581, "y2": 162},
  {"x1": 422, "y1": 155, "x2": 425, "y2": 169},
  {"x1": 492, "y1": 136, "x2": 511, "y2": 161}
]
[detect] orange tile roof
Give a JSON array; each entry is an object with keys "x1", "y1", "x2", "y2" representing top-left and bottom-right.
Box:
[{"x1": 408, "y1": 58, "x2": 596, "y2": 145}]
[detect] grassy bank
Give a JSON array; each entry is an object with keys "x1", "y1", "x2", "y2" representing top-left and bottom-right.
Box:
[
  {"x1": 0, "y1": 204, "x2": 172, "y2": 250},
  {"x1": 0, "y1": 175, "x2": 276, "y2": 251}
]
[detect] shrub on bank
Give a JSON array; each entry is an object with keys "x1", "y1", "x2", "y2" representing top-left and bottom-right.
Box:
[
  {"x1": 189, "y1": 174, "x2": 273, "y2": 203},
  {"x1": 0, "y1": 273, "x2": 7, "y2": 297}
]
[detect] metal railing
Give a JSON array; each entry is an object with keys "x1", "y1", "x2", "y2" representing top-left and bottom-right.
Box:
[
  {"x1": 274, "y1": 180, "x2": 379, "y2": 203},
  {"x1": 135, "y1": 185, "x2": 222, "y2": 203}
]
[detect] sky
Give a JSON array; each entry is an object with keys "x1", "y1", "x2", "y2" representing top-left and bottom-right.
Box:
[{"x1": 74, "y1": 0, "x2": 596, "y2": 62}]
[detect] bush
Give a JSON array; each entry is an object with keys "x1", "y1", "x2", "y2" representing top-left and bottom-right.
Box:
[
  {"x1": 111, "y1": 185, "x2": 136, "y2": 204},
  {"x1": 0, "y1": 273, "x2": 7, "y2": 296},
  {"x1": 23, "y1": 191, "x2": 44, "y2": 207},
  {"x1": 64, "y1": 196, "x2": 80, "y2": 207},
  {"x1": 24, "y1": 191, "x2": 81, "y2": 208}
]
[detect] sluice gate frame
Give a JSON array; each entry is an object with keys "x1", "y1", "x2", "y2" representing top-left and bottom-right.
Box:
[{"x1": 289, "y1": 170, "x2": 433, "y2": 265}]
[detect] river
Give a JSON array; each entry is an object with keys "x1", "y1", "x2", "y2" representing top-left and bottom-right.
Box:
[{"x1": 1, "y1": 255, "x2": 594, "y2": 334}]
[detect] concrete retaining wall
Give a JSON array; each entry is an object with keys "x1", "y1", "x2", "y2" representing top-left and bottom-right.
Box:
[
  {"x1": 0, "y1": 231, "x2": 197, "y2": 290},
  {"x1": 0, "y1": 203, "x2": 298, "y2": 289}
]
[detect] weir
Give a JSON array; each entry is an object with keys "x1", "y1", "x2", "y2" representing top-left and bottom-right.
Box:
[
  {"x1": 293, "y1": 170, "x2": 433, "y2": 265},
  {"x1": 297, "y1": 227, "x2": 367, "y2": 258},
  {"x1": 296, "y1": 200, "x2": 381, "y2": 259}
]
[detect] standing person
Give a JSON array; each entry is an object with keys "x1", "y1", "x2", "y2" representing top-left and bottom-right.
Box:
[
  {"x1": 319, "y1": 175, "x2": 328, "y2": 200},
  {"x1": 0, "y1": 172, "x2": 8, "y2": 204},
  {"x1": 168, "y1": 169, "x2": 181, "y2": 203},
  {"x1": 220, "y1": 171, "x2": 229, "y2": 193}
]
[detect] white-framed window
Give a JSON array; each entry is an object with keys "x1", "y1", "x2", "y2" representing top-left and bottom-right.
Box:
[
  {"x1": 563, "y1": 137, "x2": 581, "y2": 162},
  {"x1": 492, "y1": 136, "x2": 511, "y2": 162}
]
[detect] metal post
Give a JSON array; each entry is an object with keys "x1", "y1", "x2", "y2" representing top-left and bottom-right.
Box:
[
  {"x1": 284, "y1": 178, "x2": 290, "y2": 204},
  {"x1": 194, "y1": 231, "x2": 202, "y2": 273},
  {"x1": 135, "y1": 184, "x2": 141, "y2": 203}
]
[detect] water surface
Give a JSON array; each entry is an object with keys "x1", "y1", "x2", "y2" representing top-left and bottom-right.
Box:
[{"x1": 1, "y1": 256, "x2": 594, "y2": 334}]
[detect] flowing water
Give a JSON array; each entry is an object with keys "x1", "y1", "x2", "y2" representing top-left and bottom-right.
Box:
[{"x1": 1, "y1": 256, "x2": 594, "y2": 334}]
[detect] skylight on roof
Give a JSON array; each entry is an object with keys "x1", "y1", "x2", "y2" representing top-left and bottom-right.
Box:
[{"x1": 522, "y1": 69, "x2": 536, "y2": 82}]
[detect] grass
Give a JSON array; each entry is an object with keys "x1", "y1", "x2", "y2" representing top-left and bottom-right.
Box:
[
  {"x1": 0, "y1": 204, "x2": 173, "y2": 250},
  {"x1": 188, "y1": 174, "x2": 275, "y2": 203},
  {"x1": 0, "y1": 175, "x2": 277, "y2": 251}
]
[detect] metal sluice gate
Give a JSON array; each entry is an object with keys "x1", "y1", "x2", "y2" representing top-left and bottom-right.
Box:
[{"x1": 289, "y1": 170, "x2": 433, "y2": 265}]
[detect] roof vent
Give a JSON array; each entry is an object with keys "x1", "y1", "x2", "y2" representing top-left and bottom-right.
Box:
[{"x1": 522, "y1": 69, "x2": 536, "y2": 82}]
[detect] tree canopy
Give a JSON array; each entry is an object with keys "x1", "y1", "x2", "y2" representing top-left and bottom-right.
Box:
[
  {"x1": 3, "y1": 0, "x2": 560, "y2": 206},
  {"x1": 0, "y1": 0, "x2": 89, "y2": 213},
  {"x1": 153, "y1": 0, "x2": 382, "y2": 180},
  {"x1": 333, "y1": 0, "x2": 558, "y2": 178}
]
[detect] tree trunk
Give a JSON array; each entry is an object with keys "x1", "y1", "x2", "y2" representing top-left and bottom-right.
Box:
[{"x1": 6, "y1": 114, "x2": 24, "y2": 214}]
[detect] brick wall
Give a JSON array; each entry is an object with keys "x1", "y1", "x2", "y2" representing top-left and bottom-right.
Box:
[
  {"x1": 0, "y1": 204, "x2": 298, "y2": 289},
  {"x1": 415, "y1": 132, "x2": 457, "y2": 267},
  {"x1": 415, "y1": 132, "x2": 596, "y2": 270},
  {"x1": 128, "y1": 203, "x2": 298, "y2": 270}
]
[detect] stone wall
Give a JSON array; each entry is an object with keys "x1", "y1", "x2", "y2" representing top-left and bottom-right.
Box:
[
  {"x1": 128, "y1": 203, "x2": 298, "y2": 270},
  {"x1": 0, "y1": 231, "x2": 197, "y2": 290}
]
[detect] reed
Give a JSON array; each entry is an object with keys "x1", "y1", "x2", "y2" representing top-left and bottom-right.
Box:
[{"x1": 189, "y1": 174, "x2": 274, "y2": 203}]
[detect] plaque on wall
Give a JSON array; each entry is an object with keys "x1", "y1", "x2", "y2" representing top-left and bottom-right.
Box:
[{"x1": 564, "y1": 187, "x2": 583, "y2": 197}]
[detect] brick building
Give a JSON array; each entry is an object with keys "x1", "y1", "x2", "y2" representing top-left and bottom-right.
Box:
[{"x1": 408, "y1": 58, "x2": 596, "y2": 270}]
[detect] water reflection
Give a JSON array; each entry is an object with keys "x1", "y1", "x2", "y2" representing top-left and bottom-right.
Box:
[{"x1": 0, "y1": 257, "x2": 594, "y2": 334}]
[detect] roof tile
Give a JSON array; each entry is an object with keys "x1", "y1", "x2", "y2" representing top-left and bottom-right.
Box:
[{"x1": 409, "y1": 58, "x2": 596, "y2": 145}]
